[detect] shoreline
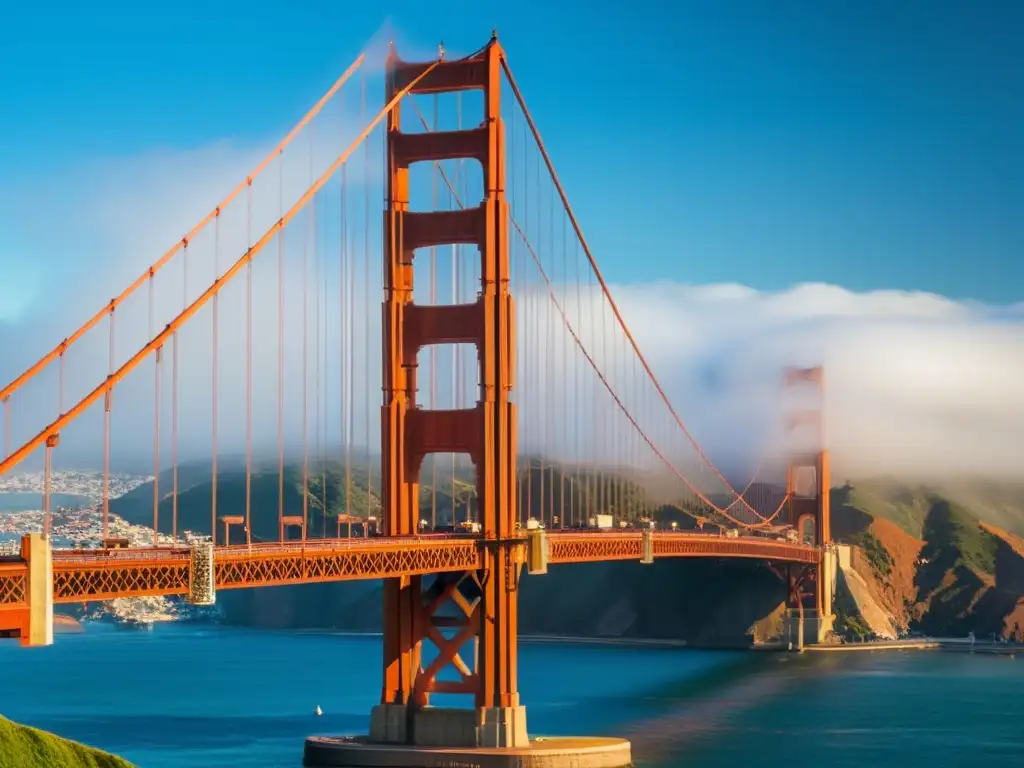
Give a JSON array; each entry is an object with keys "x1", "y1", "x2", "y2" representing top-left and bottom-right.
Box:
[
  {"x1": 262, "y1": 628, "x2": 697, "y2": 649},
  {"x1": 520, "y1": 634, "x2": 689, "y2": 649},
  {"x1": 54, "y1": 614, "x2": 85, "y2": 633},
  {"x1": 54, "y1": 619, "x2": 1024, "y2": 657},
  {"x1": 805, "y1": 638, "x2": 1022, "y2": 656},
  {"x1": 285, "y1": 629, "x2": 732, "y2": 650}
]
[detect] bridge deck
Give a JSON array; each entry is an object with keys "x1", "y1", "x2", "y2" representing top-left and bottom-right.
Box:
[{"x1": 0, "y1": 532, "x2": 819, "y2": 609}]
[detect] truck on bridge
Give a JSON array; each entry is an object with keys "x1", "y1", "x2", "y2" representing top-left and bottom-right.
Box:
[{"x1": 429, "y1": 521, "x2": 481, "y2": 535}]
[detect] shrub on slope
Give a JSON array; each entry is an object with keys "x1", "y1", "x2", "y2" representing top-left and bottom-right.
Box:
[{"x1": 0, "y1": 716, "x2": 135, "y2": 768}]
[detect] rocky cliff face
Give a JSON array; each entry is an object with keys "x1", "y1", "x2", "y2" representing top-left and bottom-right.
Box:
[{"x1": 831, "y1": 482, "x2": 1024, "y2": 642}]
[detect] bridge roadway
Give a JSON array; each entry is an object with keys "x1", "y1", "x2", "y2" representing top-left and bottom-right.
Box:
[{"x1": 0, "y1": 530, "x2": 819, "y2": 606}]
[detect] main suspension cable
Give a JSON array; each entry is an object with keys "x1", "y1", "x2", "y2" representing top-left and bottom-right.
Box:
[{"x1": 0, "y1": 60, "x2": 442, "y2": 479}]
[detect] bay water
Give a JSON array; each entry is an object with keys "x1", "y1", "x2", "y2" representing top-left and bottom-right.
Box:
[{"x1": 0, "y1": 624, "x2": 1021, "y2": 767}]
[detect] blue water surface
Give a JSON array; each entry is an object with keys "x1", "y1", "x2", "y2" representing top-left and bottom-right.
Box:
[{"x1": 0, "y1": 624, "x2": 1022, "y2": 767}]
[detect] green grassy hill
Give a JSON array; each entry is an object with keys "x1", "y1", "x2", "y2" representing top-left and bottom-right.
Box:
[
  {"x1": 0, "y1": 716, "x2": 135, "y2": 768},
  {"x1": 110, "y1": 457, "x2": 667, "y2": 541},
  {"x1": 110, "y1": 460, "x2": 384, "y2": 542},
  {"x1": 831, "y1": 478, "x2": 1024, "y2": 539}
]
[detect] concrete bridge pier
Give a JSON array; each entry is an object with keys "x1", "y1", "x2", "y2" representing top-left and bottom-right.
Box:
[
  {"x1": 0, "y1": 533, "x2": 53, "y2": 647},
  {"x1": 23, "y1": 533, "x2": 53, "y2": 647},
  {"x1": 782, "y1": 545, "x2": 838, "y2": 649},
  {"x1": 784, "y1": 608, "x2": 836, "y2": 650}
]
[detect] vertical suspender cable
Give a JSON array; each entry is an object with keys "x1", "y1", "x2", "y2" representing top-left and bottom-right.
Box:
[
  {"x1": 559, "y1": 196, "x2": 567, "y2": 527},
  {"x1": 302, "y1": 139, "x2": 310, "y2": 546},
  {"x1": 102, "y1": 306, "x2": 114, "y2": 541},
  {"x1": 212, "y1": 214, "x2": 220, "y2": 545},
  {"x1": 320, "y1": 164, "x2": 329, "y2": 539},
  {"x1": 312, "y1": 125, "x2": 323, "y2": 539},
  {"x1": 573, "y1": 240, "x2": 581, "y2": 527},
  {"x1": 430, "y1": 92, "x2": 438, "y2": 530},
  {"x1": 538, "y1": 153, "x2": 547, "y2": 526},
  {"x1": 2, "y1": 398, "x2": 9, "y2": 461},
  {"x1": 151, "y1": 275, "x2": 161, "y2": 547},
  {"x1": 173, "y1": 243, "x2": 186, "y2": 543},
  {"x1": 171, "y1": 329, "x2": 179, "y2": 542},
  {"x1": 342, "y1": 163, "x2": 352, "y2": 525},
  {"x1": 453, "y1": 92, "x2": 463, "y2": 524},
  {"x1": 58, "y1": 352, "x2": 65, "y2": 419},
  {"x1": 278, "y1": 153, "x2": 286, "y2": 542},
  {"x1": 362, "y1": 69, "x2": 372, "y2": 525},
  {"x1": 245, "y1": 180, "x2": 253, "y2": 545},
  {"x1": 43, "y1": 439, "x2": 52, "y2": 537},
  {"x1": 523, "y1": 115, "x2": 531, "y2": 526}
]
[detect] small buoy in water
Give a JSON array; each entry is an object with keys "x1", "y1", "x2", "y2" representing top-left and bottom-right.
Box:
[{"x1": 315, "y1": 705, "x2": 323, "y2": 717}]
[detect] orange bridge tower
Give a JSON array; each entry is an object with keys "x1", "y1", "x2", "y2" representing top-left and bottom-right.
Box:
[
  {"x1": 371, "y1": 36, "x2": 526, "y2": 749},
  {"x1": 780, "y1": 365, "x2": 835, "y2": 647}
]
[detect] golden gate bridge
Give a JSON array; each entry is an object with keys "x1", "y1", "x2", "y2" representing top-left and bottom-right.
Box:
[{"x1": 0, "y1": 34, "x2": 835, "y2": 766}]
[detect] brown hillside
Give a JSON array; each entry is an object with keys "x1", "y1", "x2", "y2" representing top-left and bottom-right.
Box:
[
  {"x1": 978, "y1": 522, "x2": 1024, "y2": 639},
  {"x1": 830, "y1": 493, "x2": 923, "y2": 631},
  {"x1": 850, "y1": 518, "x2": 923, "y2": 630}
]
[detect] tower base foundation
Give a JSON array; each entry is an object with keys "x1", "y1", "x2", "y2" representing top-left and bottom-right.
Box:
[
  {"x1": 303, "y1": 735, "x2": 632, "y2": 768},
  {"x1": 369, "y1": 704, "x2": 530, "y2": 748},
  {"x1": 783, "y1": 609, "x2": 836, "y2": 649}
]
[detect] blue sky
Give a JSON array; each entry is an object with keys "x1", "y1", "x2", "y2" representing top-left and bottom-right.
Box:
[
  {"x1": 0, "y1": 1, "x2": 1021, "y2": 478},
  {"x1": 0, "y1": 0, "x2": 1021, "y2": 305}
]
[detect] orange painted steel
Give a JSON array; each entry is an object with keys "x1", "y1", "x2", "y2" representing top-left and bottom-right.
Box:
[
  {"x1": 547, "y1": 534, "x2": 639, "y2": 563},
  {"x1": 411, "y1": 572, "x2": 482, "y2": 704},
  {"x1": 653, "y1": 534, "x2": 820, "y2": 563},
  {"x1": 0, "y1": 60, "x2": 439, "y2": 479},
  {"x1": 54, "y1": 557, "x2": 188, "y2": 603},
  {"x1": 47, "y1": 538, "x2": 482, "y2": 603},
  {"x1": 0, "y1": 560, "x2": 30, "y2": 641},
  {"x1": 0, "y1": 561, "x2": 27, "y2": 605},
  {"x1": 213, "y1": 538, "x2": 481, "y2": 591},
  {"x1": 546, "y1": 532, "x2": 821, "y2": 565},
  {"x1": 1, "y1": 534, "x2": 820, "y2": 621},
  {"x1": 0, "y1": 532, "x2": 819, "y2": 647},
  {"x1": 380, "y1": 37, "x2": 521, "y2": 713},
  {"x1": 0, "y1": 55, "x2": 365, "y2": 409},
  {"x1": 781, "y1": 365, "x2": 829, "y2": 617},
  {"x1": 783, "y1": 366, "x2": 830, "y2": 546}
]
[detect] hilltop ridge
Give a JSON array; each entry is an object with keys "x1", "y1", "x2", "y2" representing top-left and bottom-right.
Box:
[
  {"x1": 99, "y1": 464, "x2": 1024, "y2": 643},
  {"x1": 830, "y1": 481, "x2": 1024, "y2": 641}
]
